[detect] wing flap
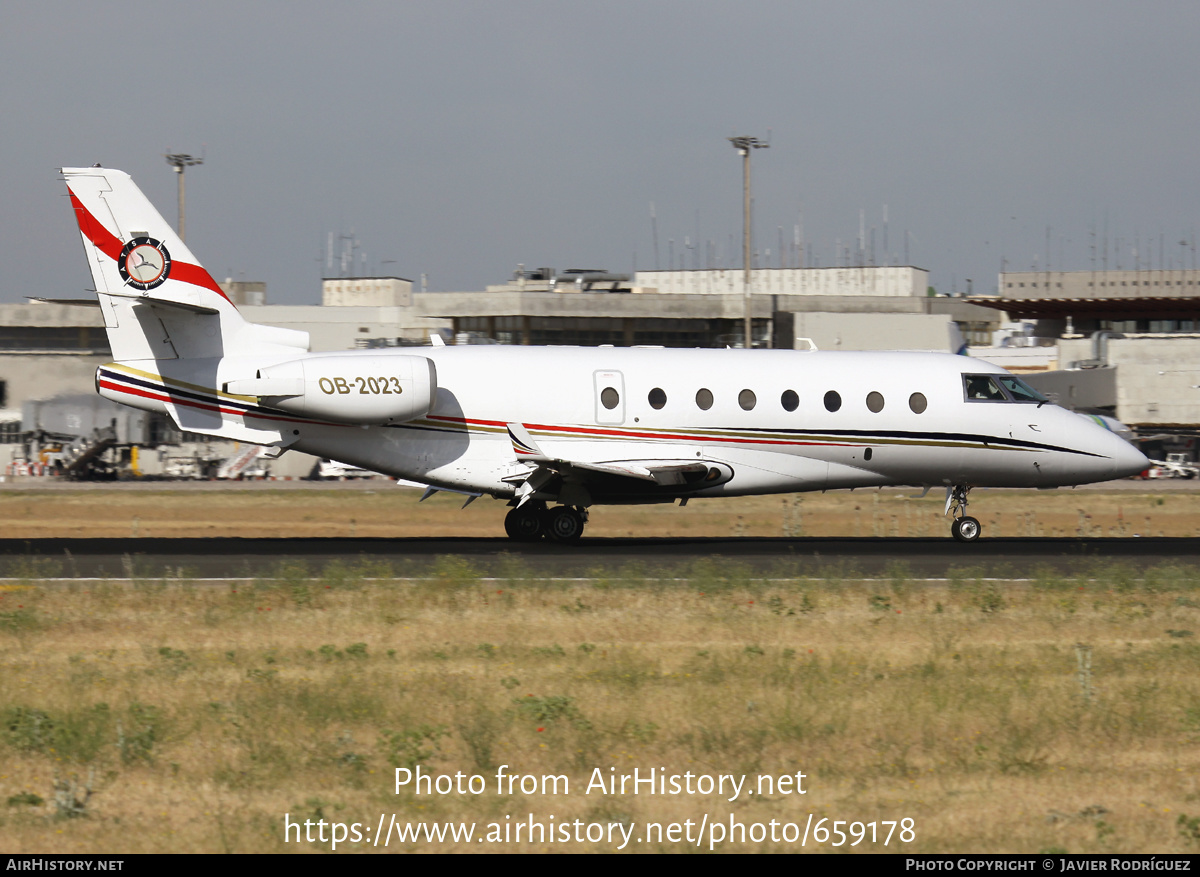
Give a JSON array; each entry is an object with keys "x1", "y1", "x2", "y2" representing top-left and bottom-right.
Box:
[
  {"x1": 503, "y1": 421, "x2": 734, "y2": 498},
  {"x1": 503, "y1": 456, "x2": 730, "y2": 489},
  {"x1": 561, "y1": 459, "x2": 714, "y2": 485}
]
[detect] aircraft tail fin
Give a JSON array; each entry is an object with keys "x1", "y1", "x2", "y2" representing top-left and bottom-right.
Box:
[{"x1": 61, "y1": 166, "x2": 308, "y2": 362}]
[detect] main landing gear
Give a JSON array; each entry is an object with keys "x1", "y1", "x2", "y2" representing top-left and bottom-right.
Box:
[
  {"x1": 946, "y1": 485, "x2": 981, "y2": 543},
  {"x1": 504, "y1": 503, "x2": 588, "y2": 544}
]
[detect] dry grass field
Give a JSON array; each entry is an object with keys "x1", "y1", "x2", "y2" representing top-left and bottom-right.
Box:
[
  {"x1": 2, "y1": 485, "x2": 1200, "y2": 853},
  {"x1": 1, "y1": 482, "x2": 1200, "y2": 539},
  {"x1": 1, "y1": 555, "x2": 1200, "y2": 853}
]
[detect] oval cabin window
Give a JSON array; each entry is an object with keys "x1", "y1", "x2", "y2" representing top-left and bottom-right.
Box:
[
  {"x1": 648, "y1": 388, "x2": 667, "y2": 409},
  {"x1": 781, "y1": 389, "x2": 799, "y2": 412},
  {"x1": 695, "y1": 388, "x2": 713, "y2": 410},
  {"x1": 601, "y1": 387, "x2": 620, "y2": 410},
  {"x1": 738, "y1": 389, "x2": 757, "y2": 410}
]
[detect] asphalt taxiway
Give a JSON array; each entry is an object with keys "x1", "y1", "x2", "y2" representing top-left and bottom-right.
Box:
[{"x1": 1, "y1": 536, "x2": 1197, "y2": 579}]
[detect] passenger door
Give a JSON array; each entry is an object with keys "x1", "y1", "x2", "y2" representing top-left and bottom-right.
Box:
[{"x1": 593, "y1": 370, "x2": 625, "y2": 425}]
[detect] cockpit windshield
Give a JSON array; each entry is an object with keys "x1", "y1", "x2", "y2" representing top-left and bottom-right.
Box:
[
  {"x1": 963, "y1": 374, "x2": 1048, "y2": 404},
  {"x1": 997, "y1": 376, "x2": 1047, "y2": 403}
]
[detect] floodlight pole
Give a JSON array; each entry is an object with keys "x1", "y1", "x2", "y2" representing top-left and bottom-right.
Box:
[
  {"x1": 729, "y1": 136, "x2": 768, "y2": 348},
  {"x1": 165, "y1": 153, "x2": 203, "y2": 242}
]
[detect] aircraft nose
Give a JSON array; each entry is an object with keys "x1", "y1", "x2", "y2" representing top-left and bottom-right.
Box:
[
  {"x1": 1110, "y1": 437, "x2": 1149, "y2": 479},
  {"x1": 1072, "y1": 411, "x2": 1149, "y2": 482}
]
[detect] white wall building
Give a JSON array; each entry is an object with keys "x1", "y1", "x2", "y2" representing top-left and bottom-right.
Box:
[
  {"x1": 322, "y1": 276, "x2": 412, "y2": 308},
  {"x1": 788, "y1": 311, "x2": 963, "y2": 353},
  {"x1": 633, "y1": 266, "x2": 929, "y2": 298}
]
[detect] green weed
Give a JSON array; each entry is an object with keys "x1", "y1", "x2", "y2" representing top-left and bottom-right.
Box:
[{"x1": 378, "y1": 725, "x2": 448, "y2": 772}]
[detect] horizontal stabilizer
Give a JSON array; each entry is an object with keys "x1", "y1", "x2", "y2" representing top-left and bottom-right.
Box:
[
  {"x1": 163, "y1": 399, "x2": 296, "y2": 448},
  {"x1": 27, "y1": 297, "x2": 101, "y2": 308},
  {"x1": 101, "y1": 286, "x2": 219, "y2": 315}
]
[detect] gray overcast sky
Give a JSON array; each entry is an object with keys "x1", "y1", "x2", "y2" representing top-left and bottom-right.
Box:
[{"x1": 3, "y1": 0, "x2": 1199, "y2": 304}]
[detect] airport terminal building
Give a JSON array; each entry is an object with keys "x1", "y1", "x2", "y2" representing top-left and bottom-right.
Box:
[{"x1": 971, "y1": 270, "x2": 1200, "y2": 431}]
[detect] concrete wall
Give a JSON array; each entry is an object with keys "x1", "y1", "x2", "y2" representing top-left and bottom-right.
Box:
[
  {"x1": 0, "y1": 303, "x2": 103, "y2": 328},
  {"x1": 1058, "y1": 335, "x2": 1200, "y2": 426},
  {"x1": 789, "y1": 312, "x2": 959, "y2": 352},
  {"x1": 239, "y1": 305, "x2": 446, "y2": 351},
  {"x1": 0, "y1": 353, "x2": 107, "y2": 412},
  {"x1": 218, "y1": 280, "x2": 267, "y2": 306},
  {"x1": 968, "y1": 346, "x2": 1059, "y2": 372},
  {"x1": 1023, "y1": 367, "x2": 1116, "y2": 410}
]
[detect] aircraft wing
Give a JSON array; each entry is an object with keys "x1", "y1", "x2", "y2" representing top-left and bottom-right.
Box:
[
  {"x1": 516, "y1": 455, "x2": 717, "y2": 484},
  {"x1": 504, "y1": 422, "x2": 731, "y2": 504}
]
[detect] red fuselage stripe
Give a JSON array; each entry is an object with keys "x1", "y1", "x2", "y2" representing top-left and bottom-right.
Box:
[{"x1": 427, "y1": 414, "x2": 845, "y2": 448}]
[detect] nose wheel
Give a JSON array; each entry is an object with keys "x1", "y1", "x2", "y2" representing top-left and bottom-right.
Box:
[
  {"x1": 946, "y1": 485, "x2": 981, "y2": 542},
  {"x1": 951, "y1": 515, "x2": 981, "y2": 542}
]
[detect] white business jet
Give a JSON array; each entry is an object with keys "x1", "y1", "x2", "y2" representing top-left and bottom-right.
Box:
[{"x1": 60, "y1": 167, "x2": 1148, "y2": 543}]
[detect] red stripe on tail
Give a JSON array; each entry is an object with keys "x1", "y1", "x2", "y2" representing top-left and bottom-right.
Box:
[{"x1": 67, "y1": 186, "x2": 232, "y2": 304}]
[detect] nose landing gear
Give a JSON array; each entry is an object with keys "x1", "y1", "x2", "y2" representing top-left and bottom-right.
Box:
[{"x1": 946, "y1": 485, "x2": 981, "y2": 543}]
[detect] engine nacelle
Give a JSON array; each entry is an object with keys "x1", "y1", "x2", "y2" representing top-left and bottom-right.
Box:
[{"x1": 227, "y1": 354, "x2": 437, "y2": 425}]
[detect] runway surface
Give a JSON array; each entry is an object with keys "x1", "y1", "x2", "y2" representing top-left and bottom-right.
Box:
[{"x1": 2, "y1": 536, "x2": 1199, "y2": 578}]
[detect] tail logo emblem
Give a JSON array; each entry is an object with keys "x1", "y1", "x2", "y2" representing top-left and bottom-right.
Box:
[{"x1": 118, "y1": 236, "x2": 172, "y2": 291}]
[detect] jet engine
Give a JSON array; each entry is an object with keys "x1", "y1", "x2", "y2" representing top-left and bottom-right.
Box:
[{"x1": 226, "y1": 354, "x2": 437, "y2": 425}]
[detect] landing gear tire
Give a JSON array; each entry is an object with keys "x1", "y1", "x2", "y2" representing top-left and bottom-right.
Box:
[
  {"x1": 504, "y1": 506, "x2": 545, "y2": 541},
  {"x1": 951, "y1": 516, "x2": 981, "y2": 543},
  {"x1": 545, "y1": 506, "x2": 586, "y2": 544}
]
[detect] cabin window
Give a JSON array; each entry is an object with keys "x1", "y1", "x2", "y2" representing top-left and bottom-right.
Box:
[
  {"x1": 909, "y1": 392, "x2": 928, "y2": 414},
  {"x1": 601, "y1": 387, "x2": 620, "y2": 409},
  {"x1": 695, "y1": 388, "x2": 713, "y2": 410},
  {"x1": 648, "y1": 388, "x2": 667, "y2": 409},
  {"x1": 866, "y1": 391, "x2": 885, "y2": 413},
  {"x1": 738, "y1": 389, "x2": 756, "y2": 411},
  {"x1": 780, "y1": 389, "x2": 799, "y2": 412},
  {"x1": 864, "y1": 448, "x2": 873, "y2": 461},
  {"x1": 823, "y1": 390, "x2": 841, "y2": 412}
]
